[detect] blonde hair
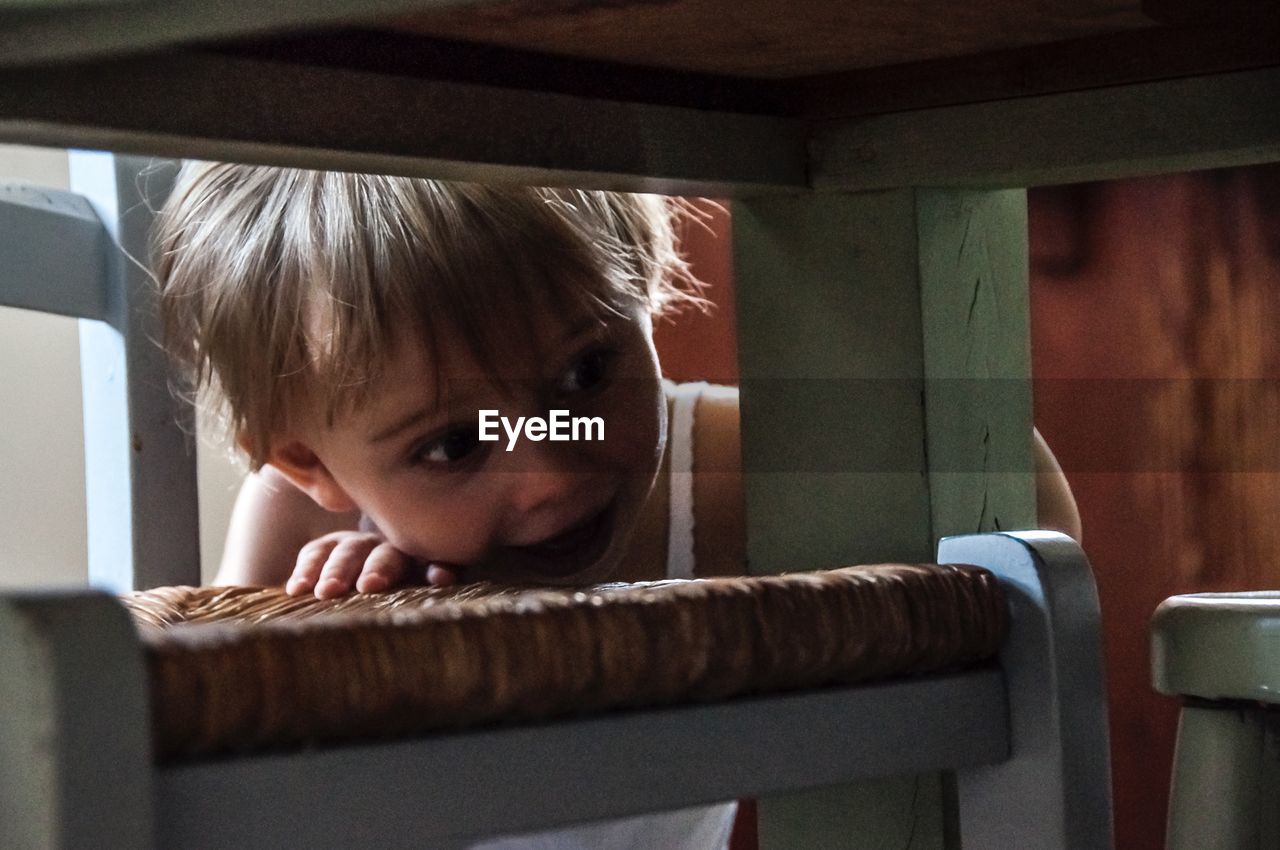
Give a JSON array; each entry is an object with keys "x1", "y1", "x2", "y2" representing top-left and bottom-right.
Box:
[{"x1": 151, "y1": 162, "x2": 708, "y2": 468}]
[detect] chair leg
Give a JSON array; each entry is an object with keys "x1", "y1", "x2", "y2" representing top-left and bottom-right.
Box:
[
  {"x1": 68, "y1": 151, "x2": 200, "y2": 593},
  {"x1": 0, "y1": 592, "x2": 153, "y2": 849},
  {"x1": 1165, "y1": 703, "x2": 1280, "y2": 850},
  {"x1": 940, "y1": 531, "x2": 1114, "y2": 850}
]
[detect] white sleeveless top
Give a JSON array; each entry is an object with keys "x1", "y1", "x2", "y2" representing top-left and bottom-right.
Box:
[
  {"x1": 469, "y1": 380, "x2": 738, "y2": 850},
  {"x1": 665, "y1": 378, "x2": 706, "y2": 581}
]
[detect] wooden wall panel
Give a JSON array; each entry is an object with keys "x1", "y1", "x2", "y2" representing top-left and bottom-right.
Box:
[{"x1": 1030, "y1": 165, "x2": 1280, "y2": 850}]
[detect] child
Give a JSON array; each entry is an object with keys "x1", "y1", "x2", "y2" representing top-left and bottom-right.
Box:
[
  {"x1": 155, "y1": 163, "x2": 1079, "y2": 602},
  {"x1": 151, "y1": 161, "x2": 1081, "y2": 848},
  {"x1": 153, "y1": 162, "x2": 754, "y2": 600}
]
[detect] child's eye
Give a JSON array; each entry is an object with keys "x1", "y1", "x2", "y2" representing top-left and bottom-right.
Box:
[
  {"x1": 414, "y1": 428, "x2": 482, "y2": 467},
  {"x1": 557, "y1": 348, "x2": 617, "y2": 396}
]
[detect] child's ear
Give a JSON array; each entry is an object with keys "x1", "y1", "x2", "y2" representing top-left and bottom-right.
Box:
[{"x1": 265, "y1": 439, "x2": 359, "y2": 513}]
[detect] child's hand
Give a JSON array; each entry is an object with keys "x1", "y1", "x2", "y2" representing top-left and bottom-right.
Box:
[{"x1": 286, "y1": 531, "x2": 458, "y2": 598}]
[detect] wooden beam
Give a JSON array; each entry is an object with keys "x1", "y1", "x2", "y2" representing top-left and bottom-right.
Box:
[
  {"x1": 213, "y1": 28, "x2": 790, "y2": 116},
  {"x1": 794, "y1": 23, "x2": 1280, "y2": 120},
  {"x1": 944, "y1": 533, "x2": 1113, "y2": 848},
  {"x1": 0, "y1": 51, "x2": 806, "y2": 196},
  {"x1": 69, "y1": 152, "x2": 202, "y2": 592},
  {"x1": 918, "y1": 190, "x2": 1035, "y2": 538},
  {"x1": 733, "y1": 191, "x2": 934, "y2": 574},
  {"x1": 734, "y1": 188, "x2": 1034, "y2": 847},
  {"x1": 0, "y1": 593, "x2": 154, "y2": 849},
  {"x1": 0, "y1": 0, "x2": 486, "y2": 66},
  {"x1": 387, "y1": 0, "x2": 1154, "y2": 80},
  {"x1": 812, "y1": 66, "x2": 1280, "y2": 190},
  {"x1": 157, "y1": 671, "x2": 1008, "y2": 848},
  {"x1": 0, "y1": 183, "x2": 110, "y2": 321},
  {"x1": 734, "y1": 191, "x2": 939, "y2": 848},
  {"x1": 1142, "y1": 0, "x2": 1280, "y2": 28}
]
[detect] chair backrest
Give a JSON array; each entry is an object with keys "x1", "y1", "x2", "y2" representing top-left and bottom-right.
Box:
[{"x1": 0, "y1": 151, "x2": 199, "y2": 591}]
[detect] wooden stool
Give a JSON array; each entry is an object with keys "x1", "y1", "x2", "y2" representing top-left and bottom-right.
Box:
[{"x1": 1152, "y1": 593, "x2": 1280, "y2": 849}]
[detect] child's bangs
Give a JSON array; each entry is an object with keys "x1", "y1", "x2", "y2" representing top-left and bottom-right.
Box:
[
  {"x1": 154, "y1": 165, "x2": 705, "y2": 466},
  {"x1": 306, "y1": 180, "x2": 647, "y2": 422}
]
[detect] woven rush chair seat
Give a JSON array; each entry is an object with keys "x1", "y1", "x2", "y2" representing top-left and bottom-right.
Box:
[{"x1": 121, "y1": 563, "x2": 1008, "y2": 763}]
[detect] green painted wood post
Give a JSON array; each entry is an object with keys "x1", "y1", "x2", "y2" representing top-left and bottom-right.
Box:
[
  {"x1": 918, "y1": 189, "x2": 1035, "y2": 540},
  {"x1": 733, "y1": 188, "x2": 1034, "y2": 849}
]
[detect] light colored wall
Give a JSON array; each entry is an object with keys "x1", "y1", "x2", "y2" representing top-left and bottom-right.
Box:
[{"x1": 0, "y1": 143, "x2": 243, "y2": 588}]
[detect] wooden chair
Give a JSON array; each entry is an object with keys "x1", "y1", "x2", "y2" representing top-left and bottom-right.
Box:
[
  {"x1": 0, "y1": 152, "x2": 1112, "y2": 848},
  {"x1": 3, "y1": 2, "x2": 1260, "y2": 844},
  {"x1": 1152, "y1": 593, "x2": 1280, "y2": 849}
]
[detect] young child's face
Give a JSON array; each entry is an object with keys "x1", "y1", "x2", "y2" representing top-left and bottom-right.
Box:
[{"x1": 292, "y1": 299, "x2": 667, "y2": 585}]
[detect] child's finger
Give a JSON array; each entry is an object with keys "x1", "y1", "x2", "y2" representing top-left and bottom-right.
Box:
[
  {"x1": 354, "y1": 543, "x2": 409, "y2": 594},
  {"x1": 426, "y1": 563, "x2": 459, "y2": 588},
  {"x1": 315, "y1": 537, "x2": 376, "y2": 599},
  {"x1": 288, "y1": 537, "x2": 340, "y2": 596}
]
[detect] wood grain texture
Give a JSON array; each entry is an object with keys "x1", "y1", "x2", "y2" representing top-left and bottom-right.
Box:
[
  {"x1": 793, "y1": 23, "x2": 1280, "y2": 120},
  {"x1": 1142, "y1": 0, "x2": 1280, "y2": 27},
  {"x1": 389, "y1": 0, "x2": 1154, "y2": 79},
  {"x1": 1029, "y1": 166, "x2": 1280, "y2": 850}
]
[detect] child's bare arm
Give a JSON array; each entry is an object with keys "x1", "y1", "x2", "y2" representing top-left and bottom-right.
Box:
[
  {"x1": 219, "y1": 466, "x2": 451, "y2": 597},
  {"x1": 216, "y1": 465, "x2": 361, "y2": 588},
  {"x1": 1033, "y1": 428, "x2": 1083, "y2": 542}
]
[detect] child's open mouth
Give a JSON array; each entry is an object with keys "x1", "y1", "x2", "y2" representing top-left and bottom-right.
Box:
[{"x1": 502, "y1": 500, "x2": 617, "y2": 579}]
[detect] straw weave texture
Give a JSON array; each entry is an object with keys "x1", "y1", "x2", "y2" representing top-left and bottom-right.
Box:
[{"x1": 122, "y1": 564, "x2": 1006, "y2": 762}]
